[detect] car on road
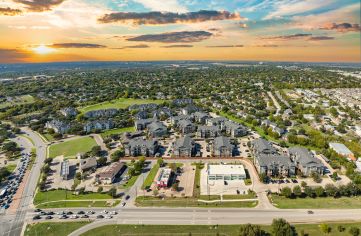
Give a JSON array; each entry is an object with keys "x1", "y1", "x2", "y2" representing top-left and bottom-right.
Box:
[
  {"x1": 96, "y1": 215, "x2": 104, "y2": 219},
  {"x1": 45, "y1": 216, "x2": 53, "y2": 220},
  {"x1": 105, "y1": 215, "x2": 113, "y2": 219},
  {"x1": 70, "y1": 215, "x2": 78, "y2": 219},
  {"x1": 86, "y1": 210, "x2": 95, "y2": 215},
  {"x1": 34, "y1": 209, "x2": 42, "y2": 212},
  {"x1": 81, "y1": 215, "x2": 89, "y2": 218},
  {"x1": 125, "y1": 195, "x2": 130, "y2": 200},
  {"x1": 307, "y1": 210, "x2": 314, "y2": 214},
  {"x1": 101, "y1": 210, "x2": 108, "y2": 214},
  {"x1": 121, "y1": 202, "x2": 126, "y2": 207},
  {"x1": 59, "y1": 215, "x2": 68, "y2": 219},
  {"x1": 77, "y1": 211, "x2": 85, "y2": 214},
  {"x1": 33, "y1": 215, "x2": 41, "y2": 220},
  {"x1": 110, "y1": 211, "x2": 117, "y2": 215}
]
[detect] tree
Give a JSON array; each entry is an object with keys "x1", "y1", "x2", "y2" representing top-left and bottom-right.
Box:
[
  {"x1": 280, "y1": 187, "x2": 292, "y2": 198},
  {"x1": 108, "y1": 187, "x2": 117, "y2": 197},
  {"x1": 314, "y1": 186, "x2": 325, "y2": 197},
  {"x1": 97, "y1": 186, "x2": 103, "y2": 193},
  {"x1": 169, "y1": 163, "x2": 177, "y2": 172},
  {"x1": 349, "y1": 227, "x2": 360, "y2": 236},
  {"x1": 311, "y1": 172, "x2": 322, "y2": 183},
  {"x1": 153, "y1": 189, "x2": 159, "y2": 196},
  {"x1": 0, "y1": 167, "x2": 11, "y2": 183},
  {"x1": 91, "y1": 145, "x2": 102, "y2": 157},
  {"x1": 157, "y1": 158, "x2": 164, "y2": 167},
  {"x1": 239, "y1": 224, "x2": 263, "y2": 236},
  {"x1": 111, "y1": 149, "x2": 124, "y2": 162},
  {"x1": 325, "y1": 184, "x2": 338, "y2": 197},
  {"x1": 171, "y1": 182, "x2": 179, "y2": 191},
  {"x1": 271, "y1": 218, "x2": 295, "y2": 236},
  {"x1": 75, "y1": 172, "x2": 81, "y2": 180},
  {"x1": 292, "y1": 185, "x2": 302, "y2": 198},
  {"x1": 301, "y1": 181, "x2": 307, "y2": 188},
  {"x1": 337, "y1": 225, "x2": 345, "y2": 232},
  {"x1": 44, "y1": 158, "x2": 53, "y2": 165},
  {"x1": 2, "y1": 141, "x2": 18, "y2": 152},
  {"x1": 319, "y1": 224, "x2": 331, "y2": 234},
  {"x1": 97, "y1": 157, "x2": 107, "y2": 166},
  {"x1": 304, "y1": 186, "x2": 315, "y2": 198}
]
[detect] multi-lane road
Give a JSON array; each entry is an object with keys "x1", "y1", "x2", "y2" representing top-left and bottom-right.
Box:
[{"x1": 0, "y1": 128, "x2": 47, "y2": 236}]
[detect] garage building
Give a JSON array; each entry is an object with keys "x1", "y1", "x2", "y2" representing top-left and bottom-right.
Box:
[{"x1": 207, "y1": 164, "x2": 246, "y2": 181}]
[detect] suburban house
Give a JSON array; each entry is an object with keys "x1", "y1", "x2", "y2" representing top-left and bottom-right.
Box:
[
  {"x1": 45, "y1": 120, "x2": 70, "y2": 134},
  {"x1": 79, "y1": 157, "x2": 97, "y2": 173},
  {"x1": 60, "y1": 107, "x2": 78, "y2": 117},
  {"x1": 181, "y1": 105, "x2": 200, "y2": 115},
  {"x1": 83, "y1": 120, "x2": 114, "y2": 132},
  {"x1": 192, "y1": 112, "x2": 209, "y2": 124},
  {"x1": 177, "y1": 119, "x2": 196, "y2": 134},
  {"x1": 282, "y1": 109, "x2": 293, "y2": 119},
  {"x1": 152, "y1": 107, "x2": 172, "y2": 119},
  {"x1": 173, "y1": 135, "x2": 196, "y2": 157},
  {"x1": 329, "y1": 142, "x2": 355, "y2": 161},
  {"x1": 124, "y1": 137, "x2": 159, "y2": 157},
  {"x1": 252, "y1": 138, "x2": 295, "y2": 177},
  {"x1": 134, "y1": 110, "x2": 148, "y2": 120},
  {"x1": 197, "y1": 125, "x2": 220, "y2": 138},
  {"x1": 261, "y1": 119, "x2": 285, "y2": 136},
  {"x1": 206, "y1": 117, "x2": 227, "y2": 127},
  {"x1": 128, "y1": 103, "x2": 158, "y2": 111},
  {"x1": 172, "y1": 98, "x2": 193, "y2": 106},
  {"x1": 84, "y1": 109, "x2": 117, "y2": 118},
  {"x1": 97, "y1": 162, "x2": 126, "y2": 184},
  {"x1": 222, "y1": 121, "x2": 248, "y2": 137},
  {"x1": 288, "y1": 147, "x2": 324, "y2": 176},
  {"x1": 155, "y1": 168, "x2": 172, "y2": 188},
  {"x1": 134, "y1": 118, "x2": 156, "y2": 131},
  {"x1": 147, "y1": 121, "x2": 168, "y2": 138},
  {"x1": 170, "y1": 115, "x2": 191, "y2": 126},
  {"x1": 212, "y1": 136, "x2": 234, "y2": 157}
]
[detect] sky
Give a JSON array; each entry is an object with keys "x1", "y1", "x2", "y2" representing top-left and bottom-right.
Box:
[{"x1": 0, "y1": 0, "x2": 360, "y2": 63}]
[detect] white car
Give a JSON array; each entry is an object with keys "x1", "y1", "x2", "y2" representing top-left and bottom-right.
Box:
[
  {"x1": 70, "y1": 215, "x2": 78, "y2": 219},
  {"x1": 110, "y1": 211, "x2": 117, "y2": 215},
  {"x1": 104, "y1": 215, "x2": 112, "y2": 219},
  {"x1": 101, "y1": 210, "x2": 108, "y2": 214}
]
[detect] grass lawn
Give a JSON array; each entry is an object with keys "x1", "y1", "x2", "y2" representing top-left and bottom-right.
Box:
[
  {"x1": 192, "y1": 162, "x2": 205, "y2": 198},
  {"x1": 34, "y1": 190, "x2": 115, "y2": 206},
  {"x1": 79, "y1": 98, "x2": 165, "y2": 113},
  {"x1": 100, "y1": 127, "x2": 135, "y2": 139},
  {"x1": 270, "y1": 194, "x2": 361, "y2": 209},
  {"x1": 141, "y1": 164, "x2": 160, "y2": 190},
  {"x1": 43, "y1": 133, "x2": 55, "y2": 142},
  {"x1": 48, "y1": 136, "x2": 97, "y2": 158},
  {"x1": 80, "y1": 222, "x2": 361, "y2": 236},
  {"x1": 36, "y1": 200, "x2": 121, "y2": 208},
  {"x1": 25, "y1": 222, "x2": 90, "y2": 236},
  {"x1": 0, "y1": 95, "x2": 35, "y2": 109},
  {"x1": 135, "y1": 196, "x2": 257, "y2": 208},
  {"x1": 5, "y1": 163, "x2": 17, "y2": 173},
  {"x1": 121, "y1": 175, "x2": 139, "y2": 189},
  {"x1": 222, "y1": 192, "x2": 257, "y2": 200}
]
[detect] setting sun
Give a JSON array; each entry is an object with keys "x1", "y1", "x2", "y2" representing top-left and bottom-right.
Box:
[{"x1": 32, "y1": 45, "x2": 56, "y2": 55}]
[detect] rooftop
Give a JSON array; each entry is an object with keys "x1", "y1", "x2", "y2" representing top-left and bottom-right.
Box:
[{"x1": 208, "y1": 164, "x2": 246, "y2": 176}]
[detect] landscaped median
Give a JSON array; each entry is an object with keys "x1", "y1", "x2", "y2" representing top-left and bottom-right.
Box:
[{"x1": 33, "y1": 189, "x2": 120, "y2": 209}]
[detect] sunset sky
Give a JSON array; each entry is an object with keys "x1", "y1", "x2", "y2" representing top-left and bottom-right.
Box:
[{"x1": 0, "y1": 0, "x2": 360, "y2": 63}]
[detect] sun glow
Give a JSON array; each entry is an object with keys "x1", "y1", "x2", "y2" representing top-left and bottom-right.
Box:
[{"x1": 32, "y1": 45, "x2": 56, "y2": 55}]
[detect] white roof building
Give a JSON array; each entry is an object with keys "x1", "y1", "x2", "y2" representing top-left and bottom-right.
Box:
[{"x1": 207, "y1": 164, "x2": 246, "y2": 180}]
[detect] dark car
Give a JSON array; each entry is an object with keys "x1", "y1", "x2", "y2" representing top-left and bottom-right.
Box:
[
  {"x1": 96, "y1": 215, "x2": 104, "y2": 219},
  {"x1": 77, "y1": 211, "x2": 85, "y2": 214},
  {"x1": 47, "y1": 211, "x2": 54, "y2": 215},
  {"x1": 34, "y1": 208, "x2": 42, "y2": 212},
  {"x1": 66, "y1": 211, "x2": 73, "y2": 215},
  {"x1": 33, "y1": 215, "x2": 41, "y2": 220},
  {"x1": 307, "y1": 210, "x2": 314, "y2": 214},
  {"x1": 81, "y1": 215, "x2": 89, "y2": 218},
  {"x1": 125, "y1": 195, "x2": 130, "y2": 200},
  {"x1": 45, "y1": 216, "x2": 53, "y2": 220}
]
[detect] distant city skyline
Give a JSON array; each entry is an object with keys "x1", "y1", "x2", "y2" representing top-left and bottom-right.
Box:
[{"x1": 0, "y1": 0, "x2": 360, "y2": 63}]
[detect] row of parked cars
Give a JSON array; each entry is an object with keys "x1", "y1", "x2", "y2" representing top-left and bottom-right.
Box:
[
  {"x1": 268, "y1": 178, "x2": 298, "y2": 184},
  {"x1": 0, "y1": 153, "x2": 30, "y2": 209},
  {"x1": 33, "y1": 209, "x2": 118, "y2": 221}
]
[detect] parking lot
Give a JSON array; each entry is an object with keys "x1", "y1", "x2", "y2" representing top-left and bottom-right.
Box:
[{"x1": 0, "y1": 153, "x2": 31, "y2": 211}]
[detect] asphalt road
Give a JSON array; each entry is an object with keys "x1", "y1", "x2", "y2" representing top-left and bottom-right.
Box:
[{"x1": 0, "y1": 128, "x2": 47, "y2": 236}]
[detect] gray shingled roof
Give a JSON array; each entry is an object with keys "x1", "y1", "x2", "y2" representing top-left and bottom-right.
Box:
[
  {"x1": 174, "y1": 135, "x2": 194, "y2": 149},
  {"x1": 252, "y1": 138, "x2": 277, "y2": 154},
  {"x1": 213, "y1": 136, "x2": 232, "y2": 149}
]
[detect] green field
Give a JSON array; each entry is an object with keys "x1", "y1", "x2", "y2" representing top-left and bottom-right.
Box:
[
  {"x1": 0, "y1": 95, "x2": 35, "y2": 109},
  {"x1": 135, "y1": 196, "x2": 257, "y2": 208},
  {"x1": 270, "y1": 194, "x2": 361, "y2": 209},
  {"x1": 79, "y1": 98, "x2": 165, "y2": 113},
  {"x1": 43, "y1": 133, "x2": 55, "y2": 142},
  {"x1": 48, "y1": 136, "x2": 97, "y2": 158},
  {"x1": 34, "y1": 190, "x2": 116, "y2": 206},
  {"x1": 25, "y1": 222, "x2": 90, "y2": 236},
  {"x1": 100, "y1": 127, "x2": 135, "y2": 138},
  {"x1": 5, "y1": 163, "x2": 17, "y2": 173},
  {"x1": 141, "y1": 164, "x2": 160, "y2": 189}
]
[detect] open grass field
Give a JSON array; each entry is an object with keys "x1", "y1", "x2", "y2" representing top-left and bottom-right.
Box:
[
  {"x1": 79, "y1": 98, "x2": 165, "y2": 113},
  {"x1": 0, "y1": 95, "x2": 35, "y2": 109},
  {"x1": 43, "y1": 133, "x2": 55, "y2": 142},
  {"x1": 100, "y1": 126, "x2": 135, "y2": 138},
  {"x1": 80, "y1": 222, "x2": 361, "y2": 236},
  {"x1": 34, "y1": 190, "x2": 115, "y2": 206},
  {"x1": 48, "y1": 136, "x2": 97, "y2": 158},
  {"x1": 25, "y1": 222, "x2": 90, "y2": 236},
  {"x1": 135, "y1": 196, "x2": 257, "y2": 208},
  {"x1": 270, "y1": 194, "x2": 361, "y2": 209}
]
